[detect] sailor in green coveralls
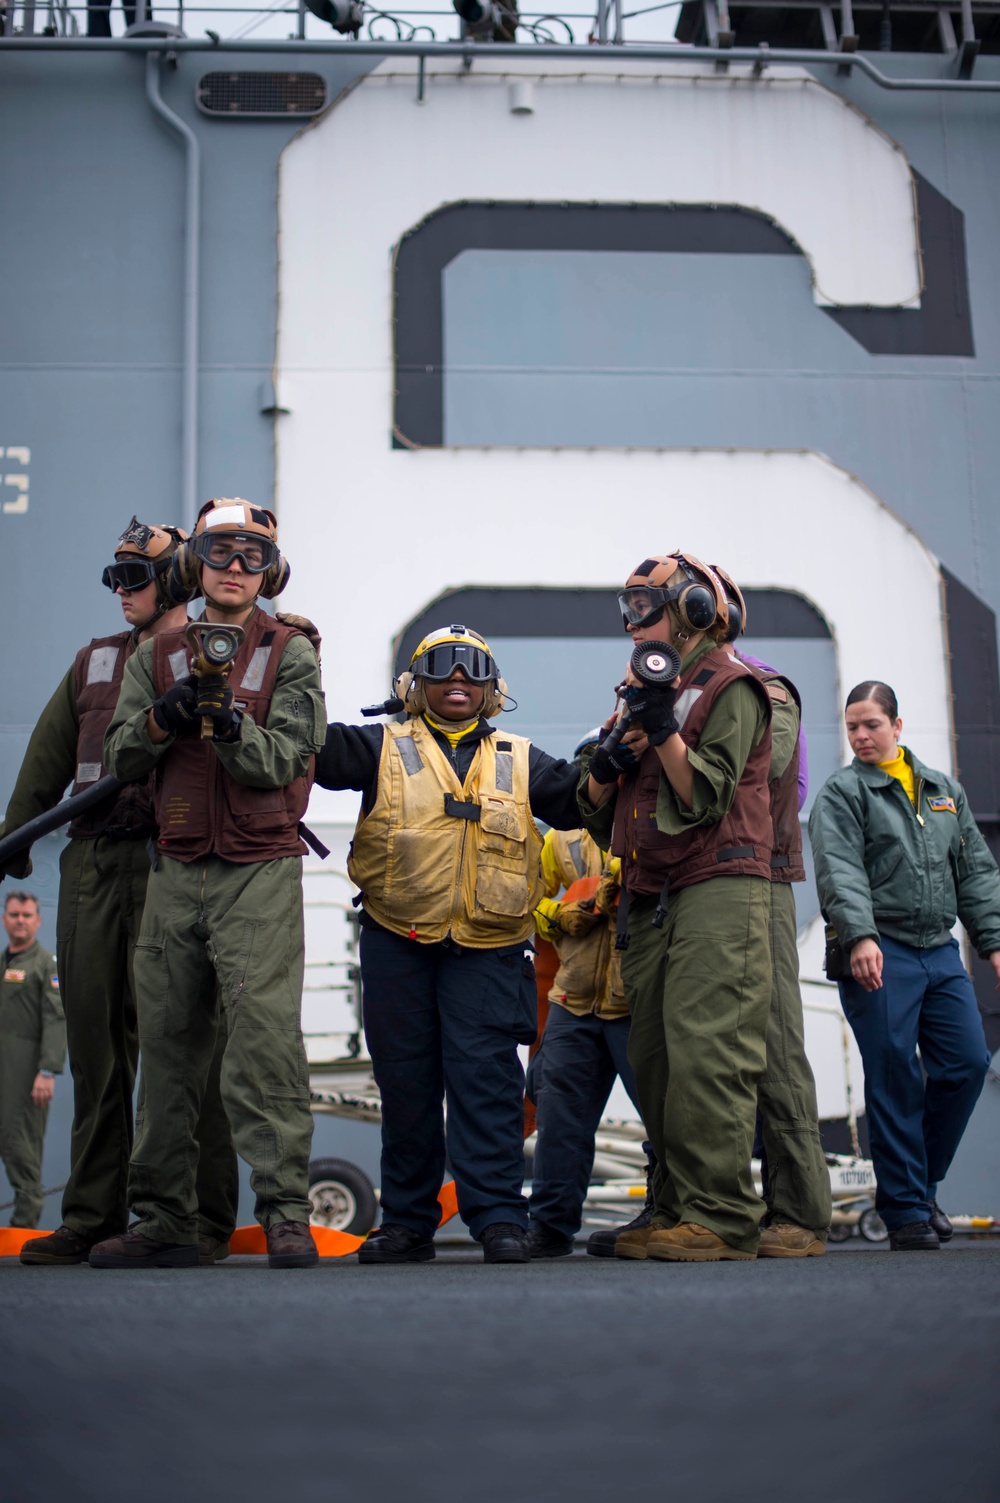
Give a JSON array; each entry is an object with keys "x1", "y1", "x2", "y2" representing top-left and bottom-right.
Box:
[
  {"x1": 579, "y1": 553, "x2": 774, "y2": 1262},
  {"x1": 93, "y1": 498, "x2": 326, "y2": 1271},
  {"x1": 1, "y1": 891, "x2": 65, "y2": 1226},
  {"x1": 3, "y1": 519, "x2": 238, "y2": 1266}
]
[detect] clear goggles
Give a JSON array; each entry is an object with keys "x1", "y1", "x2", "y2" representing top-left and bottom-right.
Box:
[
  {"x1": 102, "y1": 559, "x2": 162, "y2": 594},
  {"x1": 193, "y1": 531, "x2": 278, "y2": 575},
  {"x1": 410, "y1": 640, "x2": 498, "y2": 684},
  {"x1": 618, "y1": 584, "x2": 678, "y2": 628}
]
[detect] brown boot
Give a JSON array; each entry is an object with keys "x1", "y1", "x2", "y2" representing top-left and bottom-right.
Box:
[
  {"x1": 615, "y1": 1223, "x2": 670, "y2": 1261},
  {"x1": 266, "y1": 1220, "x2": 318, "y2": 1269},
  {"x1": 758, "y1": 1223, "x2": 825, "y2": 1259},
  {"x1": 646, "y1": 1223, "x2": 756, "y2": 1262},
  {"x1": 198, "y1": 1234, "x2": 232, "y2": 1266},
  {"x1": 89, "y1": 1229, "x2": 199, "y2": 1268},
  {"x1": 19, "y1": 1225, "x2": 91, "y2": 1266}
]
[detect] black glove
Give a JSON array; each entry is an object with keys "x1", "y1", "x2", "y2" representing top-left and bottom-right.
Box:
[
  {"x1": 196, "y1": 676, "x2": 242, "y2": 744},
  {"x1": 622, "y1": 684, "x2": 679, "y2": 747},
  {"x1": 587, "y1": 737, "x2": 639, "y2": 786},
  {"x1": 151, "y1": 674, "x2": 200, "y2": 736}
]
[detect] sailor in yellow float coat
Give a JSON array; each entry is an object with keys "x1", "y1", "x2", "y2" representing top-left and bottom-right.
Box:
[{"x1": 315, "y1": 626, "x2": 582, "y2": 1264}]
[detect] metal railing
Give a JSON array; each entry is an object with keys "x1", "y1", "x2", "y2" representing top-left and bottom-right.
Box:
[{"x1": 3, "y1": 0, "x2": 1000, "y2": 84}]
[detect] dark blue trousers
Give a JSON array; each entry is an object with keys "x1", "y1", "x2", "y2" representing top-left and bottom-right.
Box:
[
  {"x1": 839, "y1": 935, "x2": 989, "y2": 1231},
  {"x1": 359, "y1": 922, "x2": 537, "y2": 1240},
  {"x1": 527, "y1": 1002, "x2": 642, "y2": 1238}
]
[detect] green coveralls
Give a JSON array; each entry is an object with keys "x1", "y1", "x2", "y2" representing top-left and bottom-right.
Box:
[
  {"x1": 0, "y1": 940, "x2": 66, "y2": 1226},
  {"x1": 757, "y1": 693, "x2": 831, "y2": 1240},
  {"x1": 105, "y1": 631, "x2": 326, "y2": 1244},
  {"x1": 0, "y1": 661, "x2": 238, "y2": 1245},
  {"x1": 580, "y1": 638, "x2": 772, "y2": 1254}
]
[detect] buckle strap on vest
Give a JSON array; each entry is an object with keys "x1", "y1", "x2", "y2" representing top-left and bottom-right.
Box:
[
  {"x1": 770, "y1": 854, "x2": 791, "y2": 869},
  {"x1": 716, "y1": 845, "x2": 755, "y2": 862},
  {"x1": 298, "y1": 822, "x2": 330, "y2": 861},
  {"x1": 651, "y1": 877, "x2": 671, "y2": 930},
  {"x1": 615, "y1": 886, "x2": 631, "y2": 951},
  {"x1": 443, "y1": 793, "x2": 481, "y2": 822}
]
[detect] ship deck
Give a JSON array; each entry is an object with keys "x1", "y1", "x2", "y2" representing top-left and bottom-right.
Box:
[{"x1": 2, "y1": 1241, "x2": 996, "y2": 1501}]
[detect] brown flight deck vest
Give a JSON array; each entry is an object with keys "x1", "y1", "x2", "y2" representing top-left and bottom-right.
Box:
[
  {"x1": 747, "y1": 667, "x2": 806, "y2": 885},
  {"x1": 612, "y1": 646, "x2": 773, "y2": 898},
  {"x1": 70, "y1": 631, "x2": 155, "y2": 838},
  {"x1": 150, "y1": 608, "x2": 313, "y2": 864},
  {"x1": 348, "y1": 718, "x2": 544, "y2": 949}
]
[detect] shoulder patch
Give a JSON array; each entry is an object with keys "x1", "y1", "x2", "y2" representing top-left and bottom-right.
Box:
[
  {"x1": 766, "y1": 684, "x2": 789, "y2": 703},
  {"x1": 50, "y1": 974, "x2": 59, "y2": 989},
  {"x1": 927, "y1": 795, "x2": 957, "y2": 814}
]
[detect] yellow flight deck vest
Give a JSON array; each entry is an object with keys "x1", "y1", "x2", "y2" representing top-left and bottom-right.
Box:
[{"x1": 348, "y1": 718, "x2": 544, "y2": 949}]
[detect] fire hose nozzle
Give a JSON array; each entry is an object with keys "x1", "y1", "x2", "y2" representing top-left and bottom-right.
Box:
[{"x1": 186, "y1": 623, "x2": 246, "y2": 739}]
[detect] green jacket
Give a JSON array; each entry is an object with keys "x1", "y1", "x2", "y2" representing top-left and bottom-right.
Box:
[
  {"x1": 808, "y1": 748, "x2": 1000, "y2": 956},
  {"x1": 0, "y1": 667, "x2": 81, "y2": 879},
  {"x1": 1, "y1": 940, "x2": 66, "y2": 1129}
]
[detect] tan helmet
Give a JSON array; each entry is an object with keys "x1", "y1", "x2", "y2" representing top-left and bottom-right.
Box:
[
  {"x1": 711, "y1": 564, "x2": 747, "y2": 644},
  {"x1": 102, "y1": 517, "x2": 189, "y2": 624},
  {"x1": 618, "y1": 553, "x2": 728, "y2": 642},
  {"x1": 395, "y1": 624, "x2": 509, "y2": 719},
  {"x1": 166, "y1": 498, "x2": 290, "y2": 604}
]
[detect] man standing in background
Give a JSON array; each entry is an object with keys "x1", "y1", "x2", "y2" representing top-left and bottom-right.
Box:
[{"x1": 1, "y1": 891, "x2": 66, "y2": 1227}]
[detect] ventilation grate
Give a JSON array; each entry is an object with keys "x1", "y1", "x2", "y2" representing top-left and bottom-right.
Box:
[{"x1": 197, "y1": 71, "x2": 327, "y2": 119}]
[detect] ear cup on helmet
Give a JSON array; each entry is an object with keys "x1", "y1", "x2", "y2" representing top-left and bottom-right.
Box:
[
  {"x1": 259, "y1": 554, "x2": 291, "y2": 600},
  {"x1": 677, "y1": 583, "x2": 717, "y2": 632},
  {"x1": 393, "y1": 670, "x2": 427, "y2": 715},
  {"x1": 724, "y1": 601, "x2": 743, "y2": 644},
  {"x1": 482, "y1": 676, "x2": 508, "y2": 719},
  {"x1": 163, "y1": 542, "x2": 202, "y2": 606}
]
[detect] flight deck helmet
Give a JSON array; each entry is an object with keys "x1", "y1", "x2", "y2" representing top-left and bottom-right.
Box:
[
  {"x1": 102, "y1": 516, "x2": 189, "y2": 626},
  {"x1": 396, "y1": 625, "x2": 508, "y2": 718},
  {"x1": 618, "y1": 553, "x2": 728, "y2": 644},
  {"x1": 711, "y1": 564, "x2": 748, "y2": 645},
  {"x1": 167, "y1": 498, "x2": 290, "y2": 605}
]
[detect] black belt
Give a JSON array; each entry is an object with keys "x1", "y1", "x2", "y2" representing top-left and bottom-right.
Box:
[
  {"x1": 715, "y1": 845, "x2": 755, "y2": 863},
  {"x1": 770, "y1": 854, "x2": 791, "y2": 869}
]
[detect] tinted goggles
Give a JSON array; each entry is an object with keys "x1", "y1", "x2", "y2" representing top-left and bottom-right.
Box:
[
  {"x1": 410, "y1": 641, "x2": 498, "y2": 684},
  {"x1": 102, "y1": 559, "x2": 161, "y2": 594},
  {"x1": 193, "y1": 532, "x2": 278, "y2": 575},
  {"x1": 618, "y1": 585, "x2": 678, "y2": 628}
]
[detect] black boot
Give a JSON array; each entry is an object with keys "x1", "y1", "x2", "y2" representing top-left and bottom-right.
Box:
[
  {"x1": 481, "y1": 1223, "x2": 530, "y2": 1263},
  {"x1": 358, "y1": 1223, "x2": 436, "y2": 1263},
  {"x1": 528, "y1": 1222, "x2": 574, "y2": 1258},
  {"x1": 928, "y1": 1200, "x2": 954, "y2": 1242},
  {"x1": 888, "y1": 1220, "x2": 940, "y2": 1251},
  {"x1": 587, "y1": 1142, "x2": 656, "y2": 1258}
]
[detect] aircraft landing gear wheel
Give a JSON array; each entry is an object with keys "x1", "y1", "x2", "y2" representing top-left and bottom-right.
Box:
[
  {"x1": 308, "y1": 1157, "x2": 378, "y2": 1236},
  {"x1": 859, "y1": 1207, "x2": 889, "y2": 1243},
  {"x1": 826, "y1": 1222, "x2": 852, "y2": 1243}
]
